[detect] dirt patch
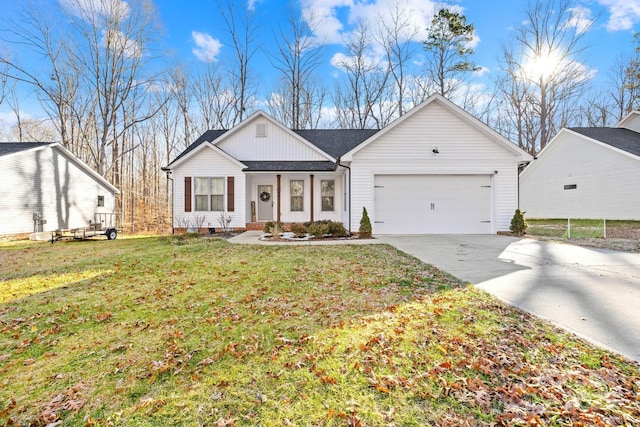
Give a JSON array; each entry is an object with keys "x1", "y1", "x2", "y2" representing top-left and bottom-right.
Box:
[{"x1": 526, "y1": 235, "x2": 640, "y2": 253}]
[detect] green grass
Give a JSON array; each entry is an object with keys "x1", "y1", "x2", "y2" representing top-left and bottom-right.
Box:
[
  {"x1": 1, "y1": 235, "x2": 639, "y2": 425},
  {"x1": 526, "y1": 218, "x2": 640, "y2": 238}
]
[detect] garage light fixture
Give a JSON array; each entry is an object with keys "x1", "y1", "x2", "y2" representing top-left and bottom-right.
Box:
[{"x1": 432, "y1": 147, "x2": 439, "y2": 154}]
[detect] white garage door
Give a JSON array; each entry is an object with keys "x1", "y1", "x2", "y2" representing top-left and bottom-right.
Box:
[{"x1": 374, "y1": 175, "x2": 492, "y2": 234}]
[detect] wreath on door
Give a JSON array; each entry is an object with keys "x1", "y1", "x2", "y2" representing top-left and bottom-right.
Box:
[{"x1": 260, "y1": 191, "x2": 271, "y2": 202}]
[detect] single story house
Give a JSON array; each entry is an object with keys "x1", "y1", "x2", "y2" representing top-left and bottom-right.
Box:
[
  {"x1": 520, "y1": 111, "x2": 640, "y2": 220},
  {"x1": 0, "y1": 142, "x2": 120, "y2": 236},
  {"x1": 163, "y1": 94, "x2": 532, "y2": 235}
]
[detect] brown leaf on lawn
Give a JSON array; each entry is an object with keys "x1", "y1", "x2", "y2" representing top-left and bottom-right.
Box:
[{"x1": 95, "y1": 312, "x2": 112, "y2": 322}]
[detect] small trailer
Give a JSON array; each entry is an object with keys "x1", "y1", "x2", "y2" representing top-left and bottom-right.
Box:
[{"x1": 50, "y1": 213, "x2": 121, "y2": 242}]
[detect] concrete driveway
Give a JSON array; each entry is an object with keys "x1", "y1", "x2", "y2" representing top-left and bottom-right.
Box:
[{"x1": 377, "y1": 235, "x2": 640, "y2": 362}]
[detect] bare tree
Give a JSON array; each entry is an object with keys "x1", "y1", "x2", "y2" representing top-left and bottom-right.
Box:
[
  {"x1": 332, "y1": 23, "x2": 391, "y2": 129},
  {"x1": 217, "y1": 0, "x2": 259, "y2": 124},
  {"x1": 376, "y1": 0, "x2": 418, "y2": 118},
  {"x1": 269, "y1": 10, "x2": 326, "y2": 129},
  {"x1": 423, "y1": 8, "x2": 479, "y2": 99},
  {"x1": 501, "y1": 0, "x2": 594, "y2": 154}
]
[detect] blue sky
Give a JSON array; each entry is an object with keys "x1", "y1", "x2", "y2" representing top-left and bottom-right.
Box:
[{"x1": 2, "y1": 0, "x2": 640, "y2": 132}]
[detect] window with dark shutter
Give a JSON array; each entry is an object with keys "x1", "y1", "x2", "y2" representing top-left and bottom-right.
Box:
[
  {"x1": 227, "y1": 176, "x2": 235, "y2": 212},
  {"x1": 185, "y1": 177, "x2": 192, "y2": 212}
]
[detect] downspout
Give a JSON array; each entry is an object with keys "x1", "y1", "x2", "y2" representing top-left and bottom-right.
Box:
[
  {"x1": 336, "y1": 158, "x2": 352, "y2": 235},
  {"x1": 164, "y1": 170, "x2": 174, "y2": 234}
]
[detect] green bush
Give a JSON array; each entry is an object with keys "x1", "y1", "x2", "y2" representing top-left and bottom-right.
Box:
[
  {"x1": 326, "y1": 221, "x2": 349, "y2": 237},
  {"x1": 307, "y1": 221, "x2": 329, "y2": 238},
  {"x1": 510, "y1": 209, "x2": 527, "y2": 236},
  {"x1": 263, "y1": 221, "x2": 284, "y2": 234},
  {"x1": 359, "y1": 207, "x2": 372, "y2": 238},
  {"x1": 290, "y1": 223, "x2": 308, "y2": 237}
]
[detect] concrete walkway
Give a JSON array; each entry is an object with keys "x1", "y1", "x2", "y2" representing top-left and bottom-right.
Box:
[
  {"x1": 228, "y1": 230, "x2": 383, "y2": 246},
  {"x1": 378, "y1": 235, "x2": 640, "y2": 363}
]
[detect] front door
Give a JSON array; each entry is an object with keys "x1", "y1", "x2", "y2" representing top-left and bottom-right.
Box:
[{"x1": 257, "y1": 185, "x2": 273, "y2": 221}]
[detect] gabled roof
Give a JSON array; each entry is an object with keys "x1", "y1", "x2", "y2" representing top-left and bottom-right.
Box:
[
  {"x1": 568, "y1": 127, "x2": 640, "y2": 157},
  {"x1": 293, "y1": 129, "x2": 379, "y2": 159},
  {"x1": 163, "y1": 130, "x2": 228, "y2": 168},
  {"x1": 0, "y1": 142, "x2": 53, "y2": 157},
  {"x1": 342, "y1": 94, "x2": 532, "y2": 162},
  {"x1": 241, "y1": 161, "x2": 336, "y2": 172},
  {"x1": 0, "y1": 142, "x2": 120, "y2": 194}
]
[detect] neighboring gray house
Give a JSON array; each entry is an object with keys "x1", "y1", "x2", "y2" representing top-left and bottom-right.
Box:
[
  {"x1": 163, "y1": 95, "x2": 532, "y2": 235},
  {"x1": 0, "y1": 142, "x2": 120, "y2": 236},
  {"x1": 520, "y1": 112, "x2": 640, "y2": 220}
]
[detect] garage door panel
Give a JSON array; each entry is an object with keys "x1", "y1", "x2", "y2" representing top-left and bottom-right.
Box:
[{"x1": 374, "y1": 175, "x2": 491, "y2": 234}]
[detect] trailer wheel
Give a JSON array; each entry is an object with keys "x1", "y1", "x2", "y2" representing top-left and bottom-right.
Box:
[{"x1": 106, "y1": 229, "x2": 117, "y2": 240}]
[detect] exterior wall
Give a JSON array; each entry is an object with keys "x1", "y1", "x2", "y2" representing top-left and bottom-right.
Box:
[
  {"x1": 0, "y1": 147, "x2": 116, "y2": 235},
  {"x1": 245, "y1": 172, "x2": 344, "y2": 225},
  {"x1": 618, "y1": 112, "x2": 640, "y2": 133},
  {"x1": 217, "y1": 117, "x2": 328, "y2": 161},
  {"x1": 172, "y1": 146, "x2": 246, "y2": 230},
  {"x1": 520, "y1": 132, "x2": 640, "y2": 220},
  {"x1": 349, "y1": 101, "x2": 521, "y2": 233}
]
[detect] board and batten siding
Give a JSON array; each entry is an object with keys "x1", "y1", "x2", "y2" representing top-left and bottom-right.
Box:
[
  {"x1": 520, "y1": 132, "x2": 640, "y2": 220},
  {"x1": 172, "y1": 146, "x2": 246, "y2": 229},
  {"x1": 349, "y1": 101, "x2": 522, "y2": 233},
  {"x1": 216, "y1": 119, "x2": 329, "y2": 161},
  {"x1": 0, "y1": 146, "x2": 116, "y2": 235}
]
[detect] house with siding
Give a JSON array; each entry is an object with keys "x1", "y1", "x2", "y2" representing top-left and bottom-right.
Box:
[
  {"x1": 163, "y1": 94, "x2": 532, "y2": 235},
  {"x1": 520, "y1": 112, "x2": 640, "y2": 220},
  {"x1": 0, "y1": 142, "x2": 120, "y2": 236}
]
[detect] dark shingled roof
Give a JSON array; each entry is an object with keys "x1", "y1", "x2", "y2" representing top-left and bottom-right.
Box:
[
  {"x1": 569, "y1": 127, "x2": 640, "y2": 157},
  {"x1": 0, "y1": 142, "x2": 53, "y2": 157},
  {"x1": 293, "y1": 129, "x2": 380, "y2": 158},
  {"x1": 165, "y1": 128, "x2": 380, "y2": 171},
  {"x1": 240, "y1": 161, "x2": 337, "y2": 171}
]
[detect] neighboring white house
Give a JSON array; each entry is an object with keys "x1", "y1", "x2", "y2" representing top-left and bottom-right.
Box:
[
  {"x1": 520, "y1": 112, "x2": 640, "y2": 220},
  {"x1": 0, "y1": 142, "x2": 120, "y2": 236},
  {"x1": 163, "y1": 95, "x2": 532, "y2": 235}
]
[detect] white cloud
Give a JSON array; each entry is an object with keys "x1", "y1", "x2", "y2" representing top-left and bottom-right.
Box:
[
  {"x1": 191, "y1": 31, "x2": 222, "y2": 63},
  {"x1": 565, "y1": 6, "x2": 594, "y2": 34},
  {"x1": 102, "y1": 28, "x2": 142, "y2": 58},
  {"x1": 597, "y1": 0, "x2": 640, "y2": 31}
]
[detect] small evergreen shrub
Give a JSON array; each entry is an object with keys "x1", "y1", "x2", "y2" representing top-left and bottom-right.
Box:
[
  {"x1": 326, "y1": 221, "x2": 349, "y2": 237},
  {"x1": 510, "y1": 209, "x2": 527, "y2": 236},
  {"x1": 263, "y1": 221, "x2": 284, "y2": 234},
  {"x1": 307, "y1": 221, "x2": 329, "y2": 238},
  {"x1": 290, "y1": 223, "x2": 307, "y2": 237},
  {"x1": 359, "y1": 207, "x2": 372, "y2": 238}
]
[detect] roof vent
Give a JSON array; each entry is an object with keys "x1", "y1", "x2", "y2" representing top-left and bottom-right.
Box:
[{"x1": 256, "y1": 123, "x2": 266, "y2": 138}]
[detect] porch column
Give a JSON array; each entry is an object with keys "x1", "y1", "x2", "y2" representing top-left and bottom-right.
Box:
[
  {"x1": 310, "y1": 174, "x2": 314, "y2": 223},
  {"x1": 277, "y1": 174, "x2": 281, "y2": 223}
]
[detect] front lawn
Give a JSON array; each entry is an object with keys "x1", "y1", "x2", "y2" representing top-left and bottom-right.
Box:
[{"x1": 1, "y1": 236, "x2": 638, "y2": 425}]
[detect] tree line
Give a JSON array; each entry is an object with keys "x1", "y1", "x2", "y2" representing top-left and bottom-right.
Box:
[{"x1": 1, "y1": 0, "x2": 639, "y2": 233}]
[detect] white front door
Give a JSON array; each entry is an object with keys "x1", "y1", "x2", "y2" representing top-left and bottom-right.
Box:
[{"x1": 257, "y1": 185, "x2": 273, "y2": 221}]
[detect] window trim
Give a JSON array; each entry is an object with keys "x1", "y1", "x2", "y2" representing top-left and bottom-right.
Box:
[
  {"x1": 194, "y1": 177, "x2": 225, "y2": 212},
  {"x1": 321, "y1": 179, "x2": 335, "y2": 212},
  {"x1": 290, "y1": 179, "x2": 304, "y2": 212}
]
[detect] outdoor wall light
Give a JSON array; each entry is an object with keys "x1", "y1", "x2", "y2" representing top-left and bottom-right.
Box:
[{"x1": 432, "y1": 148, "x2": 439, "y2": 154}]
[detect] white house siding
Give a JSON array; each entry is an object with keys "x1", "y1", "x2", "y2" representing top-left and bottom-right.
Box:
[
  {"x1": 520, "y1": 133, "x2": 640, "y2": 220},
  {"x1": 0, "y1": 146, "x2": 116, "y2": 235},
  {"x1": 172, "y1": 146, "x2": 246, "y2": 230},
  {"x1": 216, "y1": 118, "x2": 328, "y2": 161},
  {"x1": 244, "y1": 172, "x2": 344, "y2": 224},
  {"x1": 618, "y1": 112, "x2": 640, "y2": 133},
  {"x1": 349, "y1": 101, "x2": 521, "y2": 234}
]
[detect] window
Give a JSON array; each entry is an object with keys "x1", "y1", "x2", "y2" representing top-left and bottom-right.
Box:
[
  {"x1": 321, "y1": 180, "x2": 335, "y2": 211},
  {"x1": 97, "y1": 195, "x2": 104, "y2": 207},
  {"x1": 194, "y1": 177, "x2": 224, "y2": 211},
  {"x1": 290, "y1": 180, "x2": 304, "y2": 211}
]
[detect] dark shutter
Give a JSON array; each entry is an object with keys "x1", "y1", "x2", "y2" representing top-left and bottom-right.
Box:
[
  {"x1": 184, "y1": 177, "x2": 192, "y2": 212},
  {"x1": 227, "y1": 176, "x2": 235, "y2": 212}
]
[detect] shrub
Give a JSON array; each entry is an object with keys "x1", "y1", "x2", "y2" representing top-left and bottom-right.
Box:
[
  {"x1": 510, "y1": 209, "x2": 527, "y2": 236},
  {"x1": 263, "y1": 221, "x2": 284, "y2": 234},
  {"x1": 326, "y1": 221, "x2": 348, "y2": 237},
  {"x1": 307, "y1": 221, "x2": 329, "y2": 238},
  {"x1": 359, "y1": 207, "x2": 372, "y2": 238},
  {"x1": 290, "y1": 223, "x2": 307, "y2": 237}
]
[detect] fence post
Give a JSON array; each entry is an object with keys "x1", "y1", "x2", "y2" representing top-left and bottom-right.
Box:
[
  {"x1": 604, "y1": 219, "x2": 607, "y2": 239},
  {"x1": 567, "y1": 217, "x2": 571, "y2": 239}
]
